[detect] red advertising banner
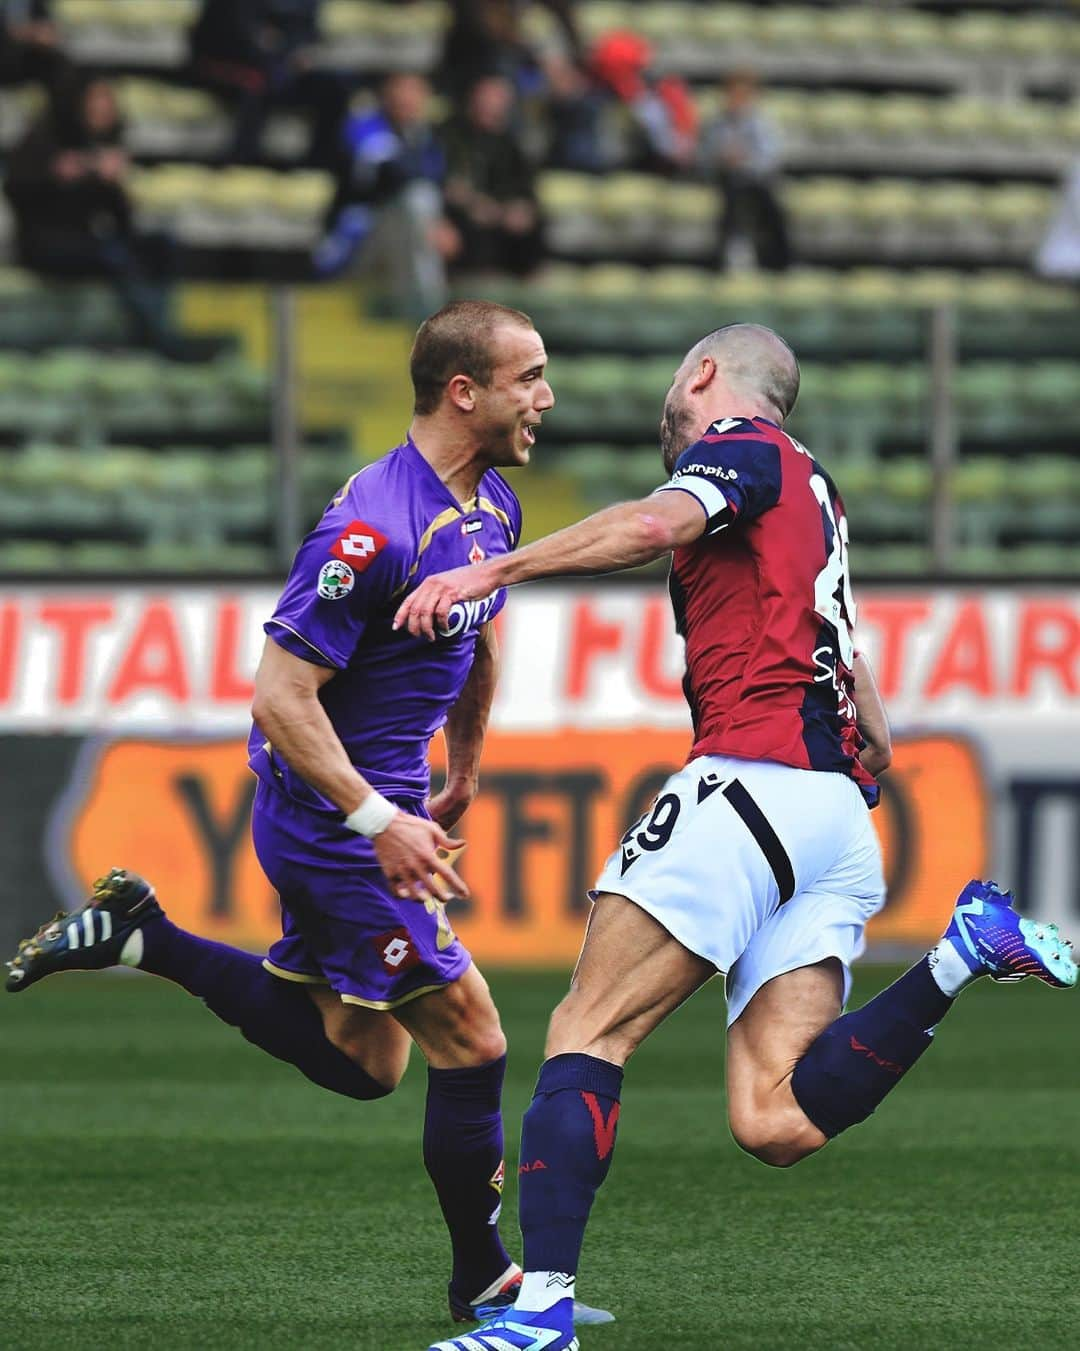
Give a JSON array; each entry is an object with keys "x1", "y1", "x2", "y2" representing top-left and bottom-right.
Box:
[
  {"x1": 2, "y1": 583, "x2": 1075, "y2": 948},
  {"x1": 1, "y1": 585, "x2": 1077, "y2": 730}
]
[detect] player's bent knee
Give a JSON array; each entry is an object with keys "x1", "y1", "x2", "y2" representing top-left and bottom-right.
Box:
[
  {"x1": 466, "y1": 1027, "x2": 509, "y2": 1066},
  {"x1": 728, "y1": 1108, "x2": 823, "y2": 1169},
  {"x1": 425, "y1": 984, "x2": 508, "y2": 1066}
]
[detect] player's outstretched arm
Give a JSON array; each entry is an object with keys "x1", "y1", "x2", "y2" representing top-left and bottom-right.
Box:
[
  {"x1": 394, "y1": 491, "x2": 706, "y2": 639},
  {"x1": 427, "y1": 621, "x2": 499, "y2": 830},
  {"x1": 252, "y1": 638, "x2": 467, "y2": 899},
  {"x1": 853, "y1": 650, "x2": 892, "y2": 777}
]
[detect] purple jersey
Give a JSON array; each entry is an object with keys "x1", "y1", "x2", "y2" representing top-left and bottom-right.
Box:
[{"x1": 248, "y1": 435, "x2": 521, "y2": 810}]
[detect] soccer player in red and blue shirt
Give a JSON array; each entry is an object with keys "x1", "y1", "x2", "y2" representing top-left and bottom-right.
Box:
[
  {"x1": 397, "y1": 323, "x2": 1077, "y2": 1351},
  {"x1": 5, "y1": 301, "x2": 605, "y2": 1330}
]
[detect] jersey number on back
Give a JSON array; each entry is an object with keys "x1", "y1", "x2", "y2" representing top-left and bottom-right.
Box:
[{"x1": 808, "y1": 473, "x2": 855, "y2": 667}]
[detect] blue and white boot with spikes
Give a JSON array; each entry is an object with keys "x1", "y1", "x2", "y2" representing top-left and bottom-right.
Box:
[
  {"x1": 429, "y1": 1298, "x2": 578, "y2": 1351},
  {"x1": 941, "y1": 879, "x2": 1077, "y2": 988}
]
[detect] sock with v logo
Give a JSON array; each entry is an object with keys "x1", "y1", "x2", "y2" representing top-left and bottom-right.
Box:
[{"x1": 518, "y1": 1053, "x2": 624, "y2": 1277}]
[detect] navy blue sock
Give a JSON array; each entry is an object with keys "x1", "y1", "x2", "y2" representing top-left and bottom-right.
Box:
[
  {"x1": 791, "y1": 956, "x2": 953, "y2": 1138},
  {"x1": 518, "y1": 1053, "x2": 624, "y2": 1276},
  {"x1": 424, "y1": 1056, "x2": 513, "y2": 1298},
  {"x1": 139, "y1": 916, "x2": 389, "y2": 1100}
]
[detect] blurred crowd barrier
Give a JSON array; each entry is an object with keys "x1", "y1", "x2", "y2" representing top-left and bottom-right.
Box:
[{"x1": 2, "y1": 580, "x2": 1077, "y2": 964}]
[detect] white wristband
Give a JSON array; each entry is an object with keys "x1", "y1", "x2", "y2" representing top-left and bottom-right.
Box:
[{"x1": 344, "y1": 792, "x2": 398, "y2": 838}]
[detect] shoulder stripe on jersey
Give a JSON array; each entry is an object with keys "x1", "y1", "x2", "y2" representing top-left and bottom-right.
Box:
[
  {"x1": 332, "y1": 463, "x2": 374, "y2": 507},
  {"x1": 265, "y1": 619, "x2": 338, "y2": 667},
  {"x1": 656, "y1": 477, "x2": 733, "y2": 531},
  {"x1": 391, "y1": 504, "x2": 463, "y2": 598},
  {"x1": 477, "y1": 495, "x2": 515, "y2": 542}
]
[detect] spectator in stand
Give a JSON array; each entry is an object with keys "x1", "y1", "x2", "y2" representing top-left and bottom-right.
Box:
[
  {"x1": 441, "y1": 74, "x2": 542, "y2": 277},
  {"x1": 313, "y1": 72, "x2": 460, "y2": 319},
  {"x1": 0, "y1": 0, "x2": 69, "y2": 92},
  {"x1": 701, "y1": 69, "x2": 790, "y2": 272},
  {"x1": 435, "y1": 0, "x2": 583, "y2": 107},
  {"x1": 542, "y1": 52, "x2": 606, "y2": 173},
  {"x1": 4, "y1": 71, "x2": 185, "y2": 354},
  {"x1": 585, "y1": 30, "x2": 698, "y2": 174},
  {"x1": 188, "y1": 0, "x2": 350, "y2": 168}
]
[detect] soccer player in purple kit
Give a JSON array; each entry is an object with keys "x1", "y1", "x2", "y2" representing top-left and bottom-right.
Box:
[{"x1": 5, "y1": 300, "x2": 608, "y2": 1332}]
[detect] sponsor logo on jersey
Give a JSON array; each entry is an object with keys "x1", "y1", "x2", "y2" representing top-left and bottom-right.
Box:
[
  {"x1": 437, "y1": 591, "x2": 501, "y2": 639},
  {"x1": 329, "y1": 519, "x2": 388, "y2": 571},
  {"x1": 672, "y1": 462, "x2": 739, "y2": 482},
  {"x1": 316, "y1": 559, "x2": 355, "y2": 600},
  {"x1": 461, "y1": 518, "x2": 484, "y2": 535}
]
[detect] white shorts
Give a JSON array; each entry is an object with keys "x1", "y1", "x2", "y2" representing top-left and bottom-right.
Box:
[{"x1": 591, "y1": 754, "x2": 886, "y2": 1027}]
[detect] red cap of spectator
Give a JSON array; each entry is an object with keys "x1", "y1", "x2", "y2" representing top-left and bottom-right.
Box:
[{"x1": 590, "y1": 30, "x2": 652, "y2": 102}]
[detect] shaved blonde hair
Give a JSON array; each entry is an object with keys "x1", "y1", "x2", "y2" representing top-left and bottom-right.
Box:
[{"x1": 684, "y1": 323, "x2": 800, "y2": 421}]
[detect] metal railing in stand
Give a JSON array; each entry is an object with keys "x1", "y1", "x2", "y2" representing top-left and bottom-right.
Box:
[{"x1": 928, "y1": 304, "x2": 957, "y2": 573}]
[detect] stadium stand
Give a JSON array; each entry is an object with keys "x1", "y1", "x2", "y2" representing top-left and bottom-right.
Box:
[{"x1": 0, "y1": 0, "x2": 1076, "y2": 577}]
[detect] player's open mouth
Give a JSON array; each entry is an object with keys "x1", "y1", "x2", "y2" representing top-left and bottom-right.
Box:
[{"x1": 523, "y1": 423, "x2": 540, "y2": 446}]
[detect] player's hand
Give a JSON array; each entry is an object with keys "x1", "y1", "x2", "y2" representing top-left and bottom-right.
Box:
[
  {"x1": 426, "y1": 778, "x2": 477, "y2": 831},
  {"x1": 393, "y1": 564, "x2": 493, "y2": 641},
  {"x1": 373, "y1": 812, "x2": 468, "y2": 901}
]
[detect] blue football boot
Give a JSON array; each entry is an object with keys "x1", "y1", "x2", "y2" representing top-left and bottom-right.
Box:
[
  {"x1": 943, "y1": 879, "x2": 1077, "y2": 989},
  {"x1": 5, "y1": 868, "x2": 161, "y2": 993},
  {"x1": 430, "y1": 1298, "x2": 578, "y2": 1351},
  {"x1": 449, "y1": 1267, "x2": 613, "y2": 1328}
]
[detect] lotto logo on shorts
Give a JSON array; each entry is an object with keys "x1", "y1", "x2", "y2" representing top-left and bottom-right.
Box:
[
  {"x1": 373, "y1": 927, "x2": 420, "y2": 974},
  {"x1": 330, "y1": 519, "x2": 388, "y2": 572}
]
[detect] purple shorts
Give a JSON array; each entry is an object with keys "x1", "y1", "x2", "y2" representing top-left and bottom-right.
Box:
[{"x1": 251, "y1": 778, "x2": 471, "y2": 1010}]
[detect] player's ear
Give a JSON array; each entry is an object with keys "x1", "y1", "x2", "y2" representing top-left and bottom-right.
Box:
[
  {"x1": 446, "y1": 374, "x2": 476, "y2": 412},
  {"x1": 689, "y1": 357, "x2": 717, "y2": 394}
]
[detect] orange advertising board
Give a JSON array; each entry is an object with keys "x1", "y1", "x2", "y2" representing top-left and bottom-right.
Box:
[{"x1": 61, "y1": 731, "x2": 988, "y2": 964}]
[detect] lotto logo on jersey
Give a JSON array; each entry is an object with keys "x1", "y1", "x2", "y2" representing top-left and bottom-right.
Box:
[
  {"x1": 329, "y1": 519, "x2": 388, "y2": 571},
  {"x1": 372, "y1": 927, "x2": 421, "y2": 974}
]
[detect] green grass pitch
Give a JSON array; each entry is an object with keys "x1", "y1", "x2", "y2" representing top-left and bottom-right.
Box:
[{"x1": 2, "y1": 967, "x2": 1079, "y2": 1350}]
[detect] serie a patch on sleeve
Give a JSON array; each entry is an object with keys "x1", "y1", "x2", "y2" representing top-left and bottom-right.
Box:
[{"x1": 317, "y1": 559, "x2": 355, "y2": 600}]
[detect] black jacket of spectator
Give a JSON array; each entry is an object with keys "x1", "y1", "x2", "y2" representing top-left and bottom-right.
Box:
[
  {"x1": 0, "y1": 0, "x2": 70, "y2": 92},
  {"x1": 189, "y1": 0, "x2": 349, "y2": 169},
  {"x1": 441, "y1": 77, "x2": 542, "y2": 275},
  {"x1": 3, "y1": 72, "x2": 186, "y2": 353},
  {"x1": 190, "y1": 0, "x2": 319, "y2": 85},
  {"x1": 5, "y1": 75, "x2": 131, "y2": 242},
  {"x1": 439, "y1": 0, "x2": 581, "y2": 105}
]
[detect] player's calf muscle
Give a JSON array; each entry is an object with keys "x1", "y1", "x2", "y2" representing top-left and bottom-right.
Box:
[
  {"x1": 544, "y1": 994, "x2": 642, "y2": 1064},
  {"x1": 728, "y1": 1093, "x2": 827, "y2": 1168}
]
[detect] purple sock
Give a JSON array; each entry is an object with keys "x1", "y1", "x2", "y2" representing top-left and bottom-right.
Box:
[
  {"x1": 518, "y1": 1053, "x2": 624, "y2": 1276},
  {"x1": 424, "y1": 1056, "x2": 513, "y2": 1298},
  {"x1": 791, "y1": 956, "x2": 953, "y2": 1138},
  {"x1": 138, "y1": 916, "x2": 389, "y2": 1100}
]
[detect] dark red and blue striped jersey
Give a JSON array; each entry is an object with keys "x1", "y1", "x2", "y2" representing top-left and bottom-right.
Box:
[{"x1": 655, "y1": 416, "x2": 878, "y2": 805}]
